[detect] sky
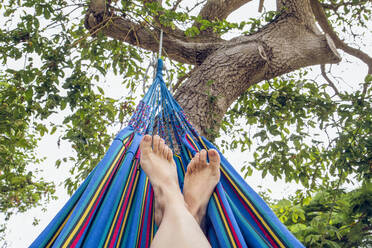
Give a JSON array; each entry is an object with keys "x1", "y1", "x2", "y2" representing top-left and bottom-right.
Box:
[{"x1": 2, "y1": 0, "x2": 371, "y2": 247}]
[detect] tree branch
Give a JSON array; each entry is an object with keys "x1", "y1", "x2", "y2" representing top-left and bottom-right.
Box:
[
  {"x1": 277, "y1": 0, "x2": 321, "y2": 34},
  {"x1": 321, "y1": 64, "x2": 340, "y2": 96},
  {"x1": 310, "y1": 0, "x2": 372, "y2": 75},
  {"x1": 85, "y1": 0, "x2": 343, "y2": 138},
  {"x1": 258, "y1": 0, "x2": 265, "y2": 12},
  {"x1": 142, "y1": 0, "x2": 205, "y2": 44},
  {"x1": 197, "y1": 0, "x2": 253, "y2": 21},
  {"x1": 192, "y1": 0, "x2": 253, "y2": 37},
  {"x1": 85, "y1": 0, "x2": 222, "y2": 64},
  {"x1": 193, "y1": 0, "x2": 321, "y2": 38},
  {"x1": 175, "y1": 15, "x2": 341, "y2": 138},
  {"x1": 321, "y1": 0, "x2": 372, "y2": 11},
  {"x1": 171, "y1": 0, "x2": 183, "y2": 11}
]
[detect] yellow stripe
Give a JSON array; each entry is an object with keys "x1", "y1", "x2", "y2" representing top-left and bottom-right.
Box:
[
  {"x1": 213, "y1": 193, "x2": 237, "y2": 248},
  {"x1": 123, "y1": 136, "x2": 130, "y2": 143},
  {"x1": 174, "y1": 154, "x2": 185, "y2": 175},
  {"x1": 199, "y1": 136, "x2": 238, "y2": 246},
  {"x1": 198, "y1": 136, "x2": 208, "y2": 150},
  {"x1": 150, "y1": 203, "x2": 154, "y2": 243},
  {"x1": 185, "y1": 134, "x2": 199, "y2": 161},
  {"x1": 104, "y1": 161, "x2": 136, "y2": 247},
  {"x1": 46, "y1": 207, "x2": 75, "y2": 248},
  {"x1": 136, "y1": 178, "x2": 149, "y2": 246},
  {"x1": 62, "y1": 145, "x2": 127, "y2": 247},
  {"x1": 221, "y1": 167, "x2": 285, "y2": 248},
  {"x1": 198, "y1": 136, "x2": 284, "y2": 247},
  {"x1": 187, "y1": 149, "x2": 192, "y2": 160},
  {"x1": 116, "y1": 165, "x2": 140, "y2": 247},
  {"x1": 187, "y1": 134, "x2": 200, "y2": 152}
]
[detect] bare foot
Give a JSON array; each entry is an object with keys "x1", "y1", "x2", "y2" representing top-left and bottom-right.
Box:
[
  {"x1": 140, "y1": 135, "x2": 180, "y2": 226},
  {"x1": 183, "y1": 149, "x2": 221, "y2": 225}
]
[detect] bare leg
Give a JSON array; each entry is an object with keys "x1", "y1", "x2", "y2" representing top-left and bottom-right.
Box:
[
  {"x1": 140, "y1": 135, "x2": 211, "y2": 248},
  {"x1": 183, "y1": 149, "x2": 221, "y2": 227}
]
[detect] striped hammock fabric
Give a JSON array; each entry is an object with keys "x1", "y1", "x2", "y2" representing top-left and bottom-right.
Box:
[{"x1": 31, "y1": 59, "x2": 304, "y2": 248}]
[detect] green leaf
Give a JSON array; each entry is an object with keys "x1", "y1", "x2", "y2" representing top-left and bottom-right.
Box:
[
  {"x1": 97, "y1": 86, "x2": 104, "y2": 95},
  {"x1": 50, "y1": 126, "x2": 57, "y2": 135}
]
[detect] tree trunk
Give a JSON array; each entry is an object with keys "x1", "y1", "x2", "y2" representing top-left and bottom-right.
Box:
[
  {"x1": 175, "y1": 18, "x2": 340, "y2": 139},
  {"x1": 85, "y1": 0, "x2": 341, "y2": 140}
]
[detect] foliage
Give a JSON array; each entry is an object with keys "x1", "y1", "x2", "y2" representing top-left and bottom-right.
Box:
[
  {"x1": 0, "y1": 0, "x2": 141, "y2": 219},
  {"x1": 0, "y1": 0, "x2": 280, "y2": 218},
  {"x1": 222, "y1": 74, "x2": 372, "y2": 246},
  {"x1": 223, "y1": 74, "x2": 371, "y2": 188},
  {"x1": 270, "y1": 182, "x2": 372, "y2": 247},
  {"x1": 0, "y1": 75, "x2": 55, "y2": 220}
]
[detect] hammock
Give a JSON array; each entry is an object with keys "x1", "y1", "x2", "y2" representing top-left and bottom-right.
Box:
[{"x1": 31, "y1": 59, "x2": 304, "y2": 248}]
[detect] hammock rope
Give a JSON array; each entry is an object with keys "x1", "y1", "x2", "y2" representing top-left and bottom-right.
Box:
[
  {"x1": 31, "y1": 59, "x2": 304, "y2": 248},
  {"x1": 158, "y1": 29, "x2": 163, "y2": 58}
]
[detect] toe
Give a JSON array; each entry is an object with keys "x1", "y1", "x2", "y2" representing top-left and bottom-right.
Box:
[
  {"x1": 162, "y1": 143, "x2": 168, "y2": 158},
  {"x1": 187, "y1": 158, "x2": 195, "y2": 173},
  {"x1": 194, "y1": 152, "x2": 200, "y2": 169},
  {"x1": 158, "y1": 139, "x2": 165, "y2": 156},
  {"x1": 200, "y1": 149, "x2": 207, "y2": 166},
  {"x1": 153, "y1": 135, "x2": 160, "y2": 153},
  {"x1": 140, "y1": 135, "x2": 152, "y2": 155},
  {"x1": 208, "y1": 149, "x2": 220, "y2": 168},
  {"x1": 166, "y1": 148, "x2": 173, "y2": 162}
]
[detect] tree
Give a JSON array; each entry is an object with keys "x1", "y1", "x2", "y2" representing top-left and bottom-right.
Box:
[
  {"x1": 271, "y1": 182, "x2": 372, "y2": 247},
  {"x1": 0, "y1": 0, "x2": 371, "y2": 246}
]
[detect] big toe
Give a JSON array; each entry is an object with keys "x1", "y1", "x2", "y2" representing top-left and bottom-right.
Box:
[
  {"x1": 140, "y1": 135, "x2": 152, "y2": 155},
  {"x1": 208, "y1": 149, "x2": 220, "y2": 167}
]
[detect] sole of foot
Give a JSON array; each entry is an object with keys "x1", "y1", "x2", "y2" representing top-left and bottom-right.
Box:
[
  {"x1": 183, "y1": 149, "x2": 221, "y2": 225},
  {"x1": 139, "y1": 134, "x2": 180, "y2": 226}
]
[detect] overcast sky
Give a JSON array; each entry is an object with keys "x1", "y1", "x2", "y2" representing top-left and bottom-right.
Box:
[{"x1": 2, "y1": 0, "x2": 371, "y2": 247}]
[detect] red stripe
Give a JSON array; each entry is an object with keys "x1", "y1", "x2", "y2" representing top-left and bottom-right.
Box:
[
  {"x1": 71, "y1": 168, "x2": 117, "y2": 247},
  {"x1": 224, "y1": 174, "x2": 279, "y2": 248},
  {"x1": 70, "y1": 144, "x2": 127, "y2": 247},
  {"x1": 137, "y1": 183, "x2": 150, "y2": 247},
  {"x1": 108, "y1": 162, "x2": 138, "y2": 248},
  {"x1": 185, "y1": 134, "x2": 197, "y2": 150},
  {"x1": 144, "y1": 188, "x2": 153, "y2": 248},
  {"x1": 124, "y1": 135, "x2": 134, "y2": 149},
  {"x1": 216, "y1": 189, "x2": 243, "y2": 248}
]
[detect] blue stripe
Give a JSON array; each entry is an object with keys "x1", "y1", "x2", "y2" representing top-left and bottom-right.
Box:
[{"x1": 32, "y1": 58, "x2": 304, "y2": 248}]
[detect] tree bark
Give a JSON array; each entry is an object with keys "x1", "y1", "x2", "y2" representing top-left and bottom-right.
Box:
[
  {"x1": 86, "y1": 0, "x2": 341, "y2": 140},
  {"x1": 175, "y1": 17, "x2": 340, "y2": 139}
]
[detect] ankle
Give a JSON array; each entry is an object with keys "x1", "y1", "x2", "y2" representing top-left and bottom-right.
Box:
[
  {"x1": 185, "y1": 203, "x2": 202, "y2": 224},
  {"x1": 160, "y1": 183, "x2": 184, "y2": 203}
]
